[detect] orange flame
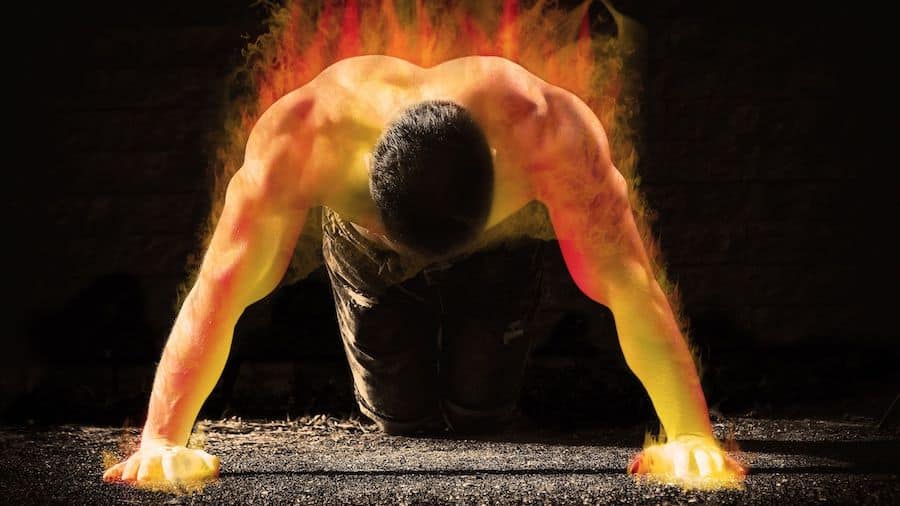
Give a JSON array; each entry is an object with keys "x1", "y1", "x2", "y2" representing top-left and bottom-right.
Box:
[
  {"x1": 183, "y1": 0, "x2": 645, "y2": 298},
  {"x1": 238, "y1": 1, "x2": 621, "y2": 133}
]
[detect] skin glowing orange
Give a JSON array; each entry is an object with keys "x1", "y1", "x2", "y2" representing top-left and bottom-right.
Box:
[
  {"x1": 205, "y1": 0, "x2": 635, "y2": 257},
  {"x1": 102, "y1": 0, "x2": 745, "y2": 492}
]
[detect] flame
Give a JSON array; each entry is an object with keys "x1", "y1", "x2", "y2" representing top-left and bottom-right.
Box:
[
  {"x1": 101, "y1": 427, "x2": 218, "y2": 494},
  {"x1": 630, "y1": 431, "x2": 747, "y2": 491},
  {"x1": 243, "y1": 0, "x2": 604, "y2": 109},
  {"x1": 198, "y1": 0, "x2": 636, "y2": 241},
  {"x1": 175, "y1": 0, "x2": 661, "y2": 307}
]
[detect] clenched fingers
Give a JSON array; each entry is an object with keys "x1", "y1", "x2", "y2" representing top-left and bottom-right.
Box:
[
  {"x1": 693, "y1": 448, "x2": 713, "y2": 477},
  {"x1": 136, "y1": 454, "x2": 164, "y2": 484},
  {"x1": 200, "y1": 452, "x2": 220, "y2": 476},
  {"x1": 102, "y1": 461, "x2": 125, "y2": 482},
  {"x1": 121, "y1": 455, "x2": 141, "y2": 482},
  {"x1": 160, "y1": 448, "x2": 219, "y2": 483}
]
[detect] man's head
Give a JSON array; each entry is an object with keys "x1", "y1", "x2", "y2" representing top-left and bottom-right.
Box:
[{"x1": 369, "y1": 100, "x2": 494, "y2": 257}]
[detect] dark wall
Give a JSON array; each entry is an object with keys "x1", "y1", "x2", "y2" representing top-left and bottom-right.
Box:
[
  {"x1": 4, "y1": 1, "x2": 896, "y2": 422},
  {"x1": 6, "y1": 1, "x2": 278, "y2": 420},
  {"x1": 9, "y1": 2, "x2": 269, "y2": 358},
  {"x1": 640, "y1": 3, "x2": 894, "y2": 345}
]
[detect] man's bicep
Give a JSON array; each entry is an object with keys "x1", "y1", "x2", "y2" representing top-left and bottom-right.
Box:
[
  {"x1": 243, "y1": 88, "x2": 321, "y2": 207},
  {"x1": 199, "y1": 88, "x2": 318, "y2": 291},
  {"x1": 531, "y1": 91, "x2": 650, "y2": 302},
  {"x1": 543, "y1": 170, "x2": 651, "y2": 304},
  {"x1": 199, "y1": 167, "x2": 308, "y2": 309}
]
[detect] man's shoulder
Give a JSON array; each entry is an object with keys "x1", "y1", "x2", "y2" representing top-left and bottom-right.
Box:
[
  {"x1": 321, "y1": 55, "x2": 550, "y2": 102},
  {"x1": 440, "y1": 56, "x2": 549, "y2": 100},
  {"x1": 323, "y1": 54, "x2": 522, "y2": 81},
  {"x1": 316, "y1": 55, "x2": 422, "y2": 90},
  {"x1": 307, "y1": 55, "x2": 554, "y2": 121},
  {"x1": 436, "y1": 55, "x2": 537, "y2": 81}
]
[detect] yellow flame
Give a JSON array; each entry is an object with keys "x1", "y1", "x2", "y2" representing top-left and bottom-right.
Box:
[
  {"x1": 632, "y1": 431, "x2": 747, "y2": 491},
  {"x1": 101, "y1": 427, "x2": 218, "y2": 494}
]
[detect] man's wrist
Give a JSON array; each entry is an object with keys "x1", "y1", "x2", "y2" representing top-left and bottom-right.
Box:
[
  {"x1": 666, "y1": 431, "x2": 716, "y2": 441},
  {"x1": 139, "y1": 430, "x2": 179, "y2": 449},
  {"x1": 669, "y1": 432, "x2": 718, "y2": 444}
]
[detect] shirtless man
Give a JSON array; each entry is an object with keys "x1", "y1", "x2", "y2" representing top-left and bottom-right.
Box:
[{"x1": 103, "y1": 55, "x2": 744, "y2": 487}]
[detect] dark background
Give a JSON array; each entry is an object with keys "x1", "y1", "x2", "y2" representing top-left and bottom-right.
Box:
[{"x1": 4, "y1": 1, "x2": 897, "y2": 428}]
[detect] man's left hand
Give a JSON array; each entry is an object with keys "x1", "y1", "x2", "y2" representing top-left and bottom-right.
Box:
[{"x1": 628, "y1": 434, "x2": 746, "y2": 488}]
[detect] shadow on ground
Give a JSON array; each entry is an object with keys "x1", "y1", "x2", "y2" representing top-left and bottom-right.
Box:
[{"x1": 0, "y1": 417, "x2": 897, "y2": 504}]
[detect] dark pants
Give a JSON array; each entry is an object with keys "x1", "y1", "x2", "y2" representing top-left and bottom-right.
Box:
[{"x1": 322, "y1": 208, "x2": 546, "y2": 434}]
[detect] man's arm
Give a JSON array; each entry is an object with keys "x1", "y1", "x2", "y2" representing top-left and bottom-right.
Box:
[
  {"x1": 532, "y1": 89, "x2": 742, "y2": 481},
  {"x1": 104, "y1": 92, "x2": 316, "y2": 486},
  {"x1": 141, "y1": 171, "x2": 308, "y2": 444}
]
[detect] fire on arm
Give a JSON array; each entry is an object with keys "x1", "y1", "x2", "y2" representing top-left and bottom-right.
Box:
[
  {"x1": 143, "y1": 91, "x2": 318, "y2": 446},
  {"x1": 530, "y1": 88, "x2": 744, "y2": 485}
]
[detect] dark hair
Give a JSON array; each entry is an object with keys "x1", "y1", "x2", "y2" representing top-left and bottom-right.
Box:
[{"x1": 369, "y1": 100, "x2": 494, "y2": 257}]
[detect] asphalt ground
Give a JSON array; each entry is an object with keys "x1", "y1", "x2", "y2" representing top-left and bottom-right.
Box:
[{"x1": 1, "y1": 416, "x2": 897, "y2": 504}]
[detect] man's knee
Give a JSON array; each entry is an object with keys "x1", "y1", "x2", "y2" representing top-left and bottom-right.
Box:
[
  {"x1": 374, "y1": 417, "x2": 443, "y2": 436},
  {"x1": 441, "y1": 399, "x2": 515, "y2": 434}
]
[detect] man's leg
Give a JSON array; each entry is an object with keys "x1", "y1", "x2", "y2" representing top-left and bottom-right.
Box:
[
  {"x1": 427, "y1": 239, "x2": 547, "y2": 433},
  {"x1": 321, "y1": 208, "x2": 443, "y2": 435},
  {"x1": 326, "y1": 269, "x2": 444, "y2": 434}
]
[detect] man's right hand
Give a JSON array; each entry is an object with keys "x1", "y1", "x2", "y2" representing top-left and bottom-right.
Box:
[{"x1": 102, "y1": 440, "x2": 220, "y2": 490}]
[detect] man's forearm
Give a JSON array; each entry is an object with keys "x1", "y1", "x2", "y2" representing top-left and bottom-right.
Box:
[
  {"x1": 608, "y1": 269, "x2": 712, "y2": 440},
  {"x1": 141, "y1": 280, "x2": 240, "y2": 447}
]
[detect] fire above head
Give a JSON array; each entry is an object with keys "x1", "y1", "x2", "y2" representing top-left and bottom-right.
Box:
[
  {"x1": 217, "y1": 0, "x2": 639, "y2": 186},
  {"x1": 198, "y1": 0, "x2": 645, "y2": 294},
  {"x1": 248, "y1": 0, "x2": 604, "y2": 122}
]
